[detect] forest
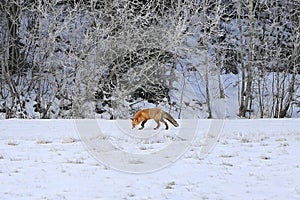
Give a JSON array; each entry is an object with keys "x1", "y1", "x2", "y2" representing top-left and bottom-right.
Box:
[{"x1": 0, "y1": 0, "x2": 299, "y2": 119}]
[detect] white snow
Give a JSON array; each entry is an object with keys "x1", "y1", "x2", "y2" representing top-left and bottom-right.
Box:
[{"x1": 1, "y1": 119, "x2": 300, "y2": 199}]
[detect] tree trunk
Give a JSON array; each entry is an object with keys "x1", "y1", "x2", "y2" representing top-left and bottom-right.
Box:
[
  {"x1": 237, "y1": 0, "x2": 246, "y2": 117},
  {"x1": 7, "y1": 2, "x2": 20, "y2": 74}
]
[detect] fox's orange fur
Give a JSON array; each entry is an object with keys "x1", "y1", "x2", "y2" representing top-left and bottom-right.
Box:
[{"x1": 131, "y1": 108, "x2": 179, "y2": 130}]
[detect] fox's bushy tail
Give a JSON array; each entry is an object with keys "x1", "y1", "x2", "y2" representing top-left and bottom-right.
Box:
[{"x1": 163, "y1": 112, "x2": 179, "y2": 127}]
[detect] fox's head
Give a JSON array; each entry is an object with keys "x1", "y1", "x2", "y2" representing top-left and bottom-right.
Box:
[{"x1": 131, "y1": 118, "x2": 139, "y2": 129}]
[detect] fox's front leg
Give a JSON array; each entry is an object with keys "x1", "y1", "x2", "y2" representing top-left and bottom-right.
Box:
[{"x1": 139, "y1": 120, "x2": 147, "y2": 130}]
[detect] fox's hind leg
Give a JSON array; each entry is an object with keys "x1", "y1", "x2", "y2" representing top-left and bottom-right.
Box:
[
  {"x1": 154, "y1": 120, "x2": 160, "y2": 130},
  {"x1": 160, "y1": 119, "x2": 169, "y2": 130},
  {"x1": 139, "y1": 120, "x2": 147, "y2": 130}
]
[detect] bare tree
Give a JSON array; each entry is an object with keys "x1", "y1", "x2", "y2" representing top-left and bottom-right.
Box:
[{"x1": 1, "y1": 0, "x2": 299, "y2": 119}]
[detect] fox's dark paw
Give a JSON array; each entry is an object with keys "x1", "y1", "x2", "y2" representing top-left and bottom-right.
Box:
[{"x1": 139, "y1": 127, "x2": 144, "y2": 130}]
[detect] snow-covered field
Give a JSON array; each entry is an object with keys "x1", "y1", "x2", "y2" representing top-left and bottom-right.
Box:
[{"x1": 1, "y1": 119, "x2": 300, "y2": 200}]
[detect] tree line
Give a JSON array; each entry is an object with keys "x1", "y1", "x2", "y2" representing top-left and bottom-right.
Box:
[{"x1": 0, "y1": 0, "x2": 299, "y2": 119}]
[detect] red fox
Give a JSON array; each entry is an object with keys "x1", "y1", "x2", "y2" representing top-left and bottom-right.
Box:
[{"x1": 131, "y1": 108, "x2": 179, "y2": 130}]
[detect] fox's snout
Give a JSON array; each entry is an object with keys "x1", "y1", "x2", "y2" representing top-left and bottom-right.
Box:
[{"x1": 131, "y1": 118, "x2": 138, "y2": 129}]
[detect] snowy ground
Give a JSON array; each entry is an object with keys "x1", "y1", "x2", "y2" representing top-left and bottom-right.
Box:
[{"x1": 1, "y1": 119, "x2": 300, "y2": 200}]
